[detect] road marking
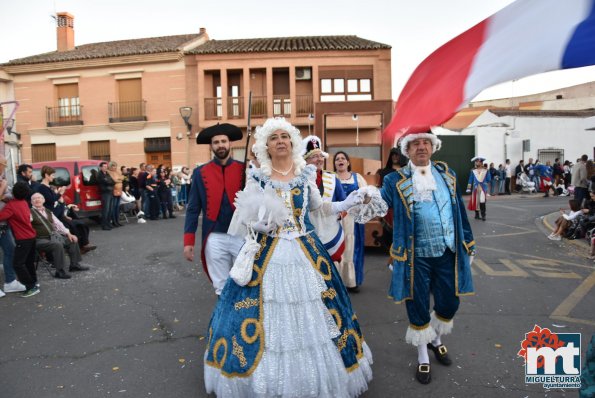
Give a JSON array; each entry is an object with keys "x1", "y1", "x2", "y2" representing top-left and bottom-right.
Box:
[
  {"x1": 517, "y1": 259, "x2": 581, "y2": 279},
  {"x1": 550, "y1": 271, "x2": 595, "y2": 326},
  {"x1": 473, "y1": 258, "x2": 529, "y2": 277},
  {"x1": 479, "y1": 246, "x2": 592, "y2": 270},
  {"x1": 482, "y1": 230, "x2": 537, "y2": 238},
  {"x1": 489, "y1": 204, "x2": 527, "y2": 211}
]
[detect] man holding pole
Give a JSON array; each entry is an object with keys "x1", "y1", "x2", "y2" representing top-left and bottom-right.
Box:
[{"x1": 183, "y1": 123, "x2": 245, "y2": 295}]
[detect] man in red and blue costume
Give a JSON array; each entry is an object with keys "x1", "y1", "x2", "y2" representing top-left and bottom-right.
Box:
[
  {"x1": 302, "y1": 135, "x2": 346, "y2": 262},
  {"x1": 183, "y1": 124, "x2": 245, "y2": 295}
]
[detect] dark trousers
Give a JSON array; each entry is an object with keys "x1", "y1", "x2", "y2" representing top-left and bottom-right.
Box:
[
  {"x1": 406, "y1": 249, "x2": 460, "y2": 327},
  {"x1": 100, "y1": 193, "x2": 113, "y2": 227},
  {"x1": 13, "y1": 239, "x2": 37, "y2": 290},
  {"x1": 475, "y1": 202, "x2": 486, "y2": 219},
  {"x1": 505, "y1": 177, "x2": 511, "y2": 194},
  {"x1": 575, "y1": 187, "x2": 589, "y2": 208},
  {"x1": 111, "y1": 196, "x2": 121, "y2": 223},
  {"x1": 62, "y1": 217, "x2": 90, "y2": 247},
  {"x1": 147, "y1": 190, "x2": 160, "y2": 219},
  {"x1": 36, "y1": 237, "x2": 82, "y2": 271},
  {"x1": 159, "y1": 192, "x2": 173, "y2": 218}
]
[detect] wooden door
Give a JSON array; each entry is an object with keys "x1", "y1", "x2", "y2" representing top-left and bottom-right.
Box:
[{"x1": 146, "y1": 152, "x2": 171, "y2": 169}]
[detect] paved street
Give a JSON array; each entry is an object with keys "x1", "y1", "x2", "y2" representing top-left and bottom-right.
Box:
[{"x1": 1, "y1": 194, "x2": 593, "y2": 398}]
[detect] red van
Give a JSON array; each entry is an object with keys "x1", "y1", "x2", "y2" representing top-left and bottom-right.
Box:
[{"x1": 32, "y1": 160, "x2": 103, "y2": 218}]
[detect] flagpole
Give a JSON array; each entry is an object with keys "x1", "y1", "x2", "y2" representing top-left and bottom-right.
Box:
[{"x1": 241, "y1": 91, "x2": 253, "y2": 189}]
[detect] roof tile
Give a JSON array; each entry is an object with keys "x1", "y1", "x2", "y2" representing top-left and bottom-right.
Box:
[
  {"x1": 188, "y1": 35, "x2": 391, "y2": 54},
  {"x1": 5, "y1": 34, "x2": 202, "y2": 66}
]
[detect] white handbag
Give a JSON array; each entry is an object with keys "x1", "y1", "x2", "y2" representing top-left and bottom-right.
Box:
[{"x1": 229, "y1": 226, "x2": 260, "y2": 286}]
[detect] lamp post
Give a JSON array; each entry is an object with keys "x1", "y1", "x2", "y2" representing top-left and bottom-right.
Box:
[
  {"x1": 179, "y1": 107, "x2": 193, "y2": 167},
  {"x1": 352, "y1": 114, "x2": 359, "y2": 146},
  {"x1": 307, "y1": 113, "x2": 315, "y2": 135}
]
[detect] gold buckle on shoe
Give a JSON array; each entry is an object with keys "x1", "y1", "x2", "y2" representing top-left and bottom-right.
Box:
[
  {"x1": 438, "y1": 345, "x2": 448, "y2": 355},
  {"x1": 418, "y1": 364, "x2": 430, "y2": 373}
]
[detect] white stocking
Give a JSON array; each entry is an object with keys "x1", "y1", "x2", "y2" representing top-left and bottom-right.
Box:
[{"x1": 417, "y1": 344, "x2": 429, "y2": 364}]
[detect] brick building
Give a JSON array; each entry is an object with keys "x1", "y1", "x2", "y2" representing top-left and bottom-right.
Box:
[{"x1": 2, "y1": 12, "x2": 393, "y2": 175}]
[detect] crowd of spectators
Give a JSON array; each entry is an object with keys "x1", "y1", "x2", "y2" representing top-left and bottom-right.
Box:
[{"x1": 0, "y1": 159, "x2": 95, "y2": 297}]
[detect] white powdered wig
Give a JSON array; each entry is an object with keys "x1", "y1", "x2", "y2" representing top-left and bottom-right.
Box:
[{"x1": 252, "y1": 117, "x2": 306, "y2": 177}]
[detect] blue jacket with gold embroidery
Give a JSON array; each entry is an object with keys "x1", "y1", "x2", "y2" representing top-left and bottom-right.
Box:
[{"x1": 380, "y1": 161, "x2": 475, "y2": 302}]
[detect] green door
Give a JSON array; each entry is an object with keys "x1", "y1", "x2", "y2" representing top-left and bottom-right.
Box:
[{"x1": 433, "y1": 135, "x2": 475, "y2": 194}]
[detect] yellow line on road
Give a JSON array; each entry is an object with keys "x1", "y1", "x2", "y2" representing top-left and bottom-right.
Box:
[
  {"x1": 479, "y1": 246, "x2": 592, "y2": 270},
  {"x1": 550, "y1": 271, "x2": 595, "y2": 327}
]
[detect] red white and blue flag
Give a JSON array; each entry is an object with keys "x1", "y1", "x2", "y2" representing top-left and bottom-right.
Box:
[{"x1": 386, "y1": 0, "x2": 595, "y2": 138}]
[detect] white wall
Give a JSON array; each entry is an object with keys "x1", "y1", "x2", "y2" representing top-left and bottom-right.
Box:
[{"x1": 436, "y1": 111, "x2": 594, "y2": 165}]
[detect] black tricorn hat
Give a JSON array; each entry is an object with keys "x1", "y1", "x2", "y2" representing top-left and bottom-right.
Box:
[{"x1": 196, "y1": 123, "x2": 243, "y2": 144}]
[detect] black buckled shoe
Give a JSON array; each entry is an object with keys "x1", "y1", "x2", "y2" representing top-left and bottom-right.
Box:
[
  {"x1": 415, "y1": 363, "x2": 431, "y2": 384},
  {"x1": 69, "y1": 264, "x2": 90, "y2": 272},
  {"x1": 427, "y1": 343, "x2": 452, "y2": 366},
  {"x1": 54, "y1": 269, "x2": 71, "y2": 279}
]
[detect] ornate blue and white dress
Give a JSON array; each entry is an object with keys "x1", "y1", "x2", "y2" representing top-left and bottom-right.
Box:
[
  {"x1": 204, "y1": 165, "x2": 373, "y2": 397},
  {"x1": 338, "y1": 172, "x2": 367, "y2": 288}
]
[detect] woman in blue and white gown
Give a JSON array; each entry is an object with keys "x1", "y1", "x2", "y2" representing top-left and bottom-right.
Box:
[{"x1": 203, "y1": 117, "x2": 373, "y2": 397}]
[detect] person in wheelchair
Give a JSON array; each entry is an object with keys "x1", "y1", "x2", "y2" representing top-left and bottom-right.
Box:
[{"x1": 30, "y1": 193, "x2": 89, "y2": 279}]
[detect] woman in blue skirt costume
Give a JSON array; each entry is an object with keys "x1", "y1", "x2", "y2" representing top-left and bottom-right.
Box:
[
  {"x1": 333, "y1": 151, "x2": 367, "y2": 292},
  {"x1": 204, "y1": 117, "x2": 375, "y2": 397}
]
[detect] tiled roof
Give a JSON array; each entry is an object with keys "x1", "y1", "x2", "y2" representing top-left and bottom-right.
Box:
[
  {"x1": 491, "y1": 109, "x2": 595, "y2": 117},
  {"x1": 188, "y1": 36, "x2": 391, "y2": 54},
  {"x1": 5, "y1": 34, "x2": 202, "y2": 66}
]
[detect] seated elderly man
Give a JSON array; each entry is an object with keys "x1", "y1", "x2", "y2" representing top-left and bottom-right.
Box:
[{"x1": 30, "y1": 193, "x2": 89, "y2": 279}]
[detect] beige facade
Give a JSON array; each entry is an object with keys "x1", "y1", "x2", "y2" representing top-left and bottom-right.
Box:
[{"x1": 2, "y1": 15, "x2": 392, "y2": 173}]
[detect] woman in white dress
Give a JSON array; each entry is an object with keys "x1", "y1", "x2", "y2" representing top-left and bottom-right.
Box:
[{"x1": 204, "y1": 117, "x2": 373, "y2": 397}]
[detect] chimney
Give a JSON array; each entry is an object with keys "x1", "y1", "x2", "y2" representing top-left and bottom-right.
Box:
[
  {"x1": 56, "y1": 12, "x2": 75, "y2": 52},
  {"x1": 199, "y1": 27, "x2": 206, "y2": 35}
]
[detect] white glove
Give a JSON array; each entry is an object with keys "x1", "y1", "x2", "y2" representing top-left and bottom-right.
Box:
[
  {"x1": 469, "y1": 255, "x2": 475, "y2": 265},
  {"x1": 331, "y1": 190, "x2": 363, "y2": 214},
  {"x1": 251, "y1": 220, "x2": 276, "y2": 234}
]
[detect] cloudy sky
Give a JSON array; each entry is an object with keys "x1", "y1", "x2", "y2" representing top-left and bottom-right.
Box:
[{"x1": 3, "y1": 0, "x2": 594, "y2": 101}]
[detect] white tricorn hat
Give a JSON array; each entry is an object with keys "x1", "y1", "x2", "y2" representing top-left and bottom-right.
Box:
[
  {"x1": 399, "y1": 129, "x2": 442, "y2": 158},
  {"x1": 301, "y1": 135, "x2": 329, "y2": 159}
]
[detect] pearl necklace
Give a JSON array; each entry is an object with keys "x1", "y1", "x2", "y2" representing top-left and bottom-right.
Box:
[{"x1": 271, "y1": 163, "x2": 293, "y2": 176}]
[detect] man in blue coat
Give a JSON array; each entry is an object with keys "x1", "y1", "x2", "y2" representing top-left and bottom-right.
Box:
[
  {"x1": 380, "y1": 130, "x2": 476, "y2": 385},
  {"x1": 183, "y1": 123, "x2": 245, "y2": 295}
]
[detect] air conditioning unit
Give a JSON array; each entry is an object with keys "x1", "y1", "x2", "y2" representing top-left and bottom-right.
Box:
[{"x1": 296, "y1": 67, "x2": 312, "y2": 80}]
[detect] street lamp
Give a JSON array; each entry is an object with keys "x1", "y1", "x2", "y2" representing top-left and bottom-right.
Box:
[
  {"x1": 179, "y1": 107, "x2": 193, "y2": 137},
  {"x1": 352, "y1": 114, "x2": 359, "y2": 146},
  {"x1": 307, "y1": 113, "x2": 315, "y2": 135},
  {"x1": 5, "y1": 119, "x2": 21, "y2": 140}
]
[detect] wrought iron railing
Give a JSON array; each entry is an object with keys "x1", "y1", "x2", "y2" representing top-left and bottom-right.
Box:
[
  {"x1": 250, "y1": 96, "x2": 267, "y2": 118},
  {"x1": 227, "y1": 96, "x2": 244, "y2": 119},
  {"x1": 46, "y1": 105, "x2": 83, "y2": 127},
  {"x1": 205, "y1": 97, "x2": 223, "y2": 120},
  {"x1": 296, "y1": 94, "x2": 313, "y2": 116},
  {"x1": 108, "y1": 100, "x2": 147, "y2": 123}
]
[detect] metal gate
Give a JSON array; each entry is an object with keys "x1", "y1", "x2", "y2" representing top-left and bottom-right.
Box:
[{"x1": 433, "y1": 135, "x2": 476, "y2": 192}]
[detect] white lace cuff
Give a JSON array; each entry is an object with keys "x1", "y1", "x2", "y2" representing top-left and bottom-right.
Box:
[{"x1": 347, "y1": 186, "x2": 388, "y2": 224}]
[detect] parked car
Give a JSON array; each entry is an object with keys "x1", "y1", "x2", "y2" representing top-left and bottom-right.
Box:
[{"x1": 32, "y1": 160, "x2": 103, "y2": 218}]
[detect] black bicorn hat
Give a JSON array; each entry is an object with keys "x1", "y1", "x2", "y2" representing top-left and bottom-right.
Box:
[{"x1": 196, "y1": 123, "x2": 243, "y2": 144}]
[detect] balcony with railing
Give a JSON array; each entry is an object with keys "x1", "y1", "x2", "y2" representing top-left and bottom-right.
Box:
[
  {"x1": 250, "y1": 96, "x2": 267, "y2": 118},
  {"x1": 273, "y1": 95, "x2": 291, "y2": 117},
  {"x1": 296, "y1": 94, "x2": 313, "y2": 117},
  {"x1": 205, "y1": 97, "x2": 222, "y2": 120},
  {"x1": 46, "y1": 105, "x2": 83, "y2": 127},
  {"x1": 108, "y1": 100, "x2": 147, "y2": 123},
  {"x1": 227, "y1": 96, "x2": 244, "y2": 119}
]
